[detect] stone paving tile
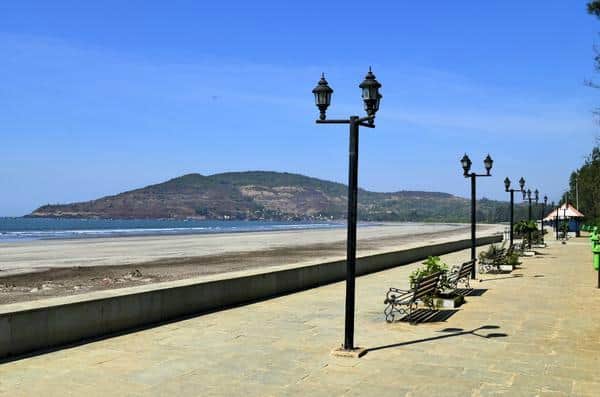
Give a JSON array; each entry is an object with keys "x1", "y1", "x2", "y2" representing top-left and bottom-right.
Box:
[{"x1": 1, "y1": 237, "x2": 600, "y2": 396}]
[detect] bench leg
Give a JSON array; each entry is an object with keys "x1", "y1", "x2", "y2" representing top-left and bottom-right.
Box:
[{"x1": 384, "y1": 302, "x2": 414, "y2": 323}]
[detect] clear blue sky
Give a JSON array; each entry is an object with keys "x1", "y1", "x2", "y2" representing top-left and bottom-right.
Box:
[{"x1": 0, "y1": 1, "x2": 598, "y2": 216}]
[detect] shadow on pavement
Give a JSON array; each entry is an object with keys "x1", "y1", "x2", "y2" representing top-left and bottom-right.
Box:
[
  {"x1": 457, "y1": 288, "x2": 487, "y2": 296},
  {"x1": 479, "y1": 274, "x2": 524, "y2": 282},
  {"x1": 399, "y1": 309, "x2": 459, "y2": 324},
  {"x1": 366, "y1": 325, "x2": 508, "y2": 354}
]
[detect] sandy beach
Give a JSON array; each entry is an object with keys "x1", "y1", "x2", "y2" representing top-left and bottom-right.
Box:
[{"x1": 0, "y1": 223, "x2": 503, "y2": 304}]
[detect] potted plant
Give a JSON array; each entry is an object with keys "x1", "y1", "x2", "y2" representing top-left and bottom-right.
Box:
[
  {"x1": 560, "y1": 221, "x2": 569, "y2": 239},
  {"x1": 514, "y1": 220, "x2": 538, "y2": 254},
  {"x1": 409, "y1": 256, "x2": 464, "y2": 309},
  {"x1": 505, "y1": 250, "x2": 521, "y2": 269},
  {"x1": 479, "y1": 243, "x2": 513, "y2": 272}
]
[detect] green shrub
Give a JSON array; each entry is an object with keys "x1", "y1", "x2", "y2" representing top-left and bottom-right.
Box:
[
  {"x1": 478, "y1": 243, "x2": 505, "y2": 261},
  {"x1": 514, "y1": 220, "x2": 538, "y2": 245},
  {"x1": 407, "y1": 256, "x2": 453, "y2": 308},
  {"x1": 506, "y1": 252, "x2": 521, "y2": 267},
  {"x1": 409, "y1": 256, "x2": 448, "y2": 287}
]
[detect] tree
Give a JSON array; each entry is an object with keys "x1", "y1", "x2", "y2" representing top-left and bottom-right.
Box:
[
  {"x1": 567, "y1": 146, "x2": 600, "y2": 225},
  {"x1": 589, "y1": 1, "x2": 600, "y2": 17},
  {"x1": 587, "y1": 2, "x2": 600, "y2": 98}
]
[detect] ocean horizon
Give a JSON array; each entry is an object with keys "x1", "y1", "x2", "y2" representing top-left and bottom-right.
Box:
[
  {"x1": 0, "y1": 217, "x2": 354, "y2": 242},
  {"x1": 0, "y1": 218, "x2": 463, "y2": 243}
]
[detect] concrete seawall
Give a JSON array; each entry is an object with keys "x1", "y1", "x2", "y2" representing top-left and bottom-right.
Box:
[{"x1": 0, "y1": 235, "x2": 502, "y2": 359}]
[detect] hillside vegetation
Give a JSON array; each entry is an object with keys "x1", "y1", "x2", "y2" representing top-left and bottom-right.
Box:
[
  {"x1": 566, "y1": 146, "x2": 600, "y2": 225},
  {"x1": 30, "y1": 171, "x2": 532, "y2": 223}
]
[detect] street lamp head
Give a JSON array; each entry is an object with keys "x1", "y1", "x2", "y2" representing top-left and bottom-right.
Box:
[
  {"x1": 527, "y1": 189, "x2": 532, "y2": 200},
  {"x1": 312, "y1": 73, "x2": 333, "y2": 120},
  {"x1": 460, "y1": 154, "x2": 472, "y2": 176},
  {"x1": 483, "y1": 154, "x2": 493, "y2": 175},
  {"x1": 359, "y1": 67, "x2": 382, "y2": 119},
  {"x1": 518, "y1": 177, "x2": 525, "y2": 191},
  {"x1": 374, "y1": 93, "x2": 382, "y2": 113},
  {"x1": 544, "y1": 195, "x2": 548, "y2": 205},
  {"x1": 504, "y1": 177, "x2": 511, "y2": 192},
  {"x1": 534, "y1": 189, "x2": 539, "y2": 203}
]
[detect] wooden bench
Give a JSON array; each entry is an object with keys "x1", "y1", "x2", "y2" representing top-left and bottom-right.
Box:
[
  {"x1": 447, "y1": 260, "x2": 475, "y2": 293},
  {"x1": 479, "y1": 248, "x2": 507, "y2": 273},
  {"x1": 383, "y1": 271, "x2": 442, "y2": 323}
]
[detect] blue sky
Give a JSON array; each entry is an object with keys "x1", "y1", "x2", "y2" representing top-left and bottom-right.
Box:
[{"x1": 0, "y1": 1, "x2": 598, "y2": 216}]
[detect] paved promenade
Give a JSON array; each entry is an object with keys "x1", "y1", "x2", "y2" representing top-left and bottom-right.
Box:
[{"x1": 1, "y1": 236, "x2": 599, "y2": 396}]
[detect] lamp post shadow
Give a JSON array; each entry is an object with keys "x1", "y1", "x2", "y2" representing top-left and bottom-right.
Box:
[{"x1": 365, "y1": 325, "x2": 508, "y2": 355}]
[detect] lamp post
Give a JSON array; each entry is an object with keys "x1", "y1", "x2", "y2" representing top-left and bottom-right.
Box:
[
  {"x1": 563, "y1": 192, "x2": 569, "y2": 241},
  {"x1": 461, "y1": 153, "x2": 493, "y2": 279},
  {"x1": 540, "y1": 195, "x2": 547, "y2": 243},
  {"x1": 504, "y1": 177, "x2": 525, "y2": 248},
  {"x1": 554, "y1": 201, "x2": 559, "y2": 240},
  {"x1": 534, "y1": 189, "x2": 539, "y2": 246},
  {"x1": 312, "y1": 68, "x2": 382, "y2": 354},
  {"x1": 522, "y1": 189, "x2": 538, "y2": 249}
]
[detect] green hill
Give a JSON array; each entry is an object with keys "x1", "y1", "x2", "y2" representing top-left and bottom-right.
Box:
[{"x1": 29, "y1": 171, "x2": 533, "y2": 223}]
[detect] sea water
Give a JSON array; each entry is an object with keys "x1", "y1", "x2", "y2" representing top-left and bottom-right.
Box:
[{"x1": 0, "y1": 218, "x2": 346, "y2": 242}]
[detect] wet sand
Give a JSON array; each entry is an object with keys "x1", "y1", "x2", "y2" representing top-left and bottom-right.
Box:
[{"x1": 0, "y1": 223, "x2": 503, "y2": 305}]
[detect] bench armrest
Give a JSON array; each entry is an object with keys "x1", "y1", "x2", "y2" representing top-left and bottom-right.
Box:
[
  {"x1": 389, "y1": 287, "x2": 410, "y2": 294},
  {"x1": 384, "y1": 288, "x2": 412, "y2": 304}
]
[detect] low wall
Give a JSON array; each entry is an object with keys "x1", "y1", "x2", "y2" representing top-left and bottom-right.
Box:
[{"x1": 0, "y1": 235, "x2": 501, "y2": 359}]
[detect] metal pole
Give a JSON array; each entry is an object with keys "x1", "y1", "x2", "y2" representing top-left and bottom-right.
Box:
[
  {"x1": 528, "y1": 198, "x2": 532, "y2": 249},
  {"x1": 343, "y1": 116, "x2": 359, "y2": 351},
  {"x1": 540, "y1": 202, "x2": 545, "y2": 243},
  {"x1": 509, "y1": 190, "x2": 514, "y2": 247},
  {"x1": 470, "y1": 174, "x2": 476, "y2": 279},
  {"x1": 563, "y1": 193, "x2": 568, "y2": 240},
  {"x1": 556, "y1": 206, "x2": 559, "y2": 240}
]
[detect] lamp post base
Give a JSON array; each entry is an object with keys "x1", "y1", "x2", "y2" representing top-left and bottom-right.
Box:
[{"x1": 331, "y1": 346, "x2": 367, "y2": 358}]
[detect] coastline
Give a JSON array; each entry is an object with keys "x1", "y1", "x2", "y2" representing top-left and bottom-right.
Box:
[
  {"x1": 0, "y1": 223, "x2": 503, "y2": 305},
  {"x1": 0, "y1": 218, "x2": 349, "y2": 242}
]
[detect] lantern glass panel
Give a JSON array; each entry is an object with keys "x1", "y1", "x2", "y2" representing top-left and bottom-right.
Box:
[
  {"x1": 484, "y1": 155, "x2": 493, "y2": 171},
  {"x1": 362, "y1": 87, "x2": 371, "y2": 100},
  {"x1": 461, "y1": 156, "x2": 471, "y2": 173}
]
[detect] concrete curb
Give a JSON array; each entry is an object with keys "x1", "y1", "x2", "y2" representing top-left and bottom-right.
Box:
[{"x1": 0, "y1": 235, "x2": 502, "y2": 359}]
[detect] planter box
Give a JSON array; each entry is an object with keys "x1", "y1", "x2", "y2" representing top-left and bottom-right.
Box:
[
  {"x1": 499, "y1": 264, "x2": 514, "y2": 272},
  {"x1": 433, "y1": 293, "x2": 465, "y2": 309},
  {"x1": 532, "y1": 244, "x2": 547, "y2": 249}
]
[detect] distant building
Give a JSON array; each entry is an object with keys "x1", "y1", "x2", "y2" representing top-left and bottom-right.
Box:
[{"x1": 543, "y1": 203, "x2": 584, "y2": 236}]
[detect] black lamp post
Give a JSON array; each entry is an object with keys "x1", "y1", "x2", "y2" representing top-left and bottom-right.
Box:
[
  {"x1": 461, "y1": 153, "x2": 493, "y2": 278},
  {"x1": 504, "y1": 177, "x2": 525, "y2": 248},
  {"x1": 554, "y1": 201, "x2": 559, "y2": 240},
  {"x1": 539, "y1": 195, "x2": 547, "y2": 243},
  {"x1": 563, "y1": 192, "x2": 569, "y2": 241},
  {"x1": 534, "y1": 189, "x2": 540, "y2": 235},
  {"x1": 312, "y1": 68, "x2": 382, "y2": 354},
  {"x1": 522, "y1": 189, "x2": 538, "y2": 249}
]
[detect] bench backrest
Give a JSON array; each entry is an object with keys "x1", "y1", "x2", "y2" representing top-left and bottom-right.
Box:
[
  {"x1": 412, "y1": 271, "x2": 442, "y2": 303},
  {"x1": 457, "y1": 260, "x2": 475, "y2": 279}
]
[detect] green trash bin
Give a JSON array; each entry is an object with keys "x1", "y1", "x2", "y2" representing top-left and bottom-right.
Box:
[
  {"x1": 592, "y1": 234, "x2": 599, "y2": 250},
  {"x1": 594, "y1": 244, "x2": 600, "y2": 271}
]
